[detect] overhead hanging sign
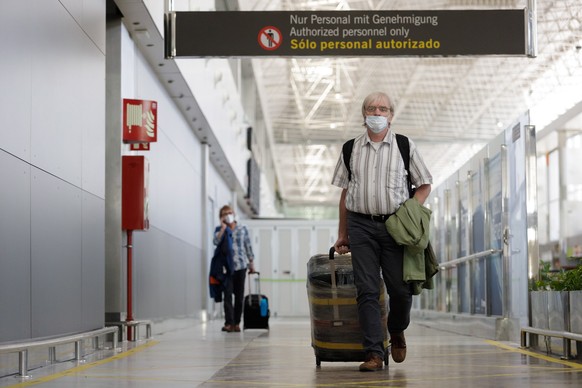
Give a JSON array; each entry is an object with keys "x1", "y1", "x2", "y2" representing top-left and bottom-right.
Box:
[{"x1": 165, "y1": 10, "x2": 530, "y2": 58}]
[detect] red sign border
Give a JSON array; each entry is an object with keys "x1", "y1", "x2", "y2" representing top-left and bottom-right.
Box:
[
  {"x1": 122, "y1": 98, "x2": 158, "y2": 144},
  {"x1": 257, "y1": 26, "x2": 282, "y2": 51}
]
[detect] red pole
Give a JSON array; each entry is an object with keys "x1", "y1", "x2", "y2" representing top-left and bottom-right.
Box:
[{"x1": 126, "y1": 229, "x2": 134, "y2": 341}]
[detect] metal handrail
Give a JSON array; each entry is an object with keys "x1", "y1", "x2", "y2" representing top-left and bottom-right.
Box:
[
  {"x1": 106, "y1": 319, "x2": 153, "y2": 342},
  {"x1": 0, "y1": 326, "x2": 119, "y2": 379},
  {"x1": 438, "y1": 249, "x2": 502, "y2": 269},
  {"x1": 520, "y1": 325, "x2": 582, "y2": 359}
]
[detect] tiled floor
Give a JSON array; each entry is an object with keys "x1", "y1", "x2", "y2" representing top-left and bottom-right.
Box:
[{"x1": 2, "y1": 318, "x2": 582, "y2": 387}]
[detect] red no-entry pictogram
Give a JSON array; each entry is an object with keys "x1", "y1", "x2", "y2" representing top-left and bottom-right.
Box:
[{"x1": 258, "y1": 26, "x2": 282, "y2": 51}]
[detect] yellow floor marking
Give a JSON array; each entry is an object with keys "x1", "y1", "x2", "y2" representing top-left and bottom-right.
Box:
[
  {"x1": 6, "y1": 340, "x2": 160, "y2": 387},
  {"x1": 485, "y1": 339, "x2": 582, "y2": 369}
]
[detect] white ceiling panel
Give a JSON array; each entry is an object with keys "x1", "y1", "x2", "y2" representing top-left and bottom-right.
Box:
[{"x1": 236, "y1": 0, "x2": 582, "y2": 209}]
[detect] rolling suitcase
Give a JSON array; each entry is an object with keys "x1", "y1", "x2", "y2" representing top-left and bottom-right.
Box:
[
  {"x1": 243, "y1": 272, "x2": 270, "y2": 330},
  {"x1": 307, "y1": 247, "x2": 389, "y2": 366}
]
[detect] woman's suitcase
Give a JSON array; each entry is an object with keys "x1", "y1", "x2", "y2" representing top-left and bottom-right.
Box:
[
  {"x1": 307, "y1": 247, "x2": 389, "y2": 366},
  {"x1": 243, "y1": 272, "x2": 270, "y2": 330}
]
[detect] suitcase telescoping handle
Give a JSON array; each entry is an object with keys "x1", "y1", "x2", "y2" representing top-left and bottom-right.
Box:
[
  {"x1": 328, "y1": 247, "x2": 340, "y2": 321},
  {"x1": 329, "y1": 246, "x2": 336, "y2": 260},
  {"x1": 328, "y1": 246, "x2": 351, "y2": 325},
  {"x1": 329, "y1": 245, "x2": 350, "y2": 260},
  {"x1": 247, "y1": 271, "x2": 261, "y2": 295}
]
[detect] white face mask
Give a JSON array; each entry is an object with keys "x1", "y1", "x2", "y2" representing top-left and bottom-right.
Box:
[
  {"x1": 365, "y1": 115, "x2": 388, "y2": 133},
  {"x1": 225, "y1": 214, "x2": 235, "y2": 224}
]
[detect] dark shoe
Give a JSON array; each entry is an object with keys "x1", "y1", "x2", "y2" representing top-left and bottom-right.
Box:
[
  {"x1": 390, "y1": 332, "x2": 407, "y2": 363},
  {"x1": 234, "y1": 324, "x2": 241, "y2": 332},
  {"x1": 359, "y1": 353, "x2": 383, "y2": 372},
  {"x1": 221, "y1": 325, "x2": 233, "y2": 332}
]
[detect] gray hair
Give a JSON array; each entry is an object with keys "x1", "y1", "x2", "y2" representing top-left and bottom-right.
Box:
[{"x1": 361, "y1": 92, "x2": 394, "y2": 119}]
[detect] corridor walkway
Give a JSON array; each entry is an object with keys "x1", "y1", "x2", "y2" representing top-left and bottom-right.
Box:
[{"x1": 2, "y1": 318, "x2": 581, "y2": 387}]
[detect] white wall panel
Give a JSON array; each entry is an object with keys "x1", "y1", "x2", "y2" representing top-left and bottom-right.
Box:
[
  {"x1": 31, "y1": 169, "x2": 83, "y2": 337},
  {"x1": 254, "y1": 228, "x2": 274, "y2": 309},
  {"x1": 60, "y1": 0, "x2": 82, "y2": 25},
  {"x1": 135, "y1": 52, "x2": 203, "y2": 173},
  {"x1": 81, "y1": 46, "x2": 106, "y2": 198},
  {"x1": 0, "y1": 0, "x2": 32, "y2": 160},
  {"x1": 82, "y1": 0, "x2": 106, "y2": 53},
  {"x1": 245, "y1": 220, "x2": 338, "y2": 317},
  {"x1": 30, "y1": 1, "x2": 86, "y2": 186},
  {"x1": 178, "y1": 59, "x2": 249, "y2": 189},
  {"x1": 134, "y1": 228, "x2": 199, "y2": 319},
  {"x1": 295, "y1": 228, "x2": 312, "y2": 316},
  {"x1": 276, "y1": 228, "x2": 293, "y2": 316},
  {"x1": 315, "y1": 228, "x2": 335, "y2": 254},
  {"x1": 297, "y1": 228, "x2": 312, "y2": 277},
  {"x1": 0, "y1": 151, "x2": 32, "y2": 342},
  {"x1": 0, "y1": 0, "x2": 106, "y2": 343},
  {"x1": 121, "y1": 26, "x2": 137, "y2": 99},
  {"x1": 147, "y1": 130, "x2": 201, "y2": 245},
  {"x1": 59, "y1": 0, "x2": 106, "y2": 52},
  {"x1": 209, "y1": 161, "x2": 234, "y2": 211}
]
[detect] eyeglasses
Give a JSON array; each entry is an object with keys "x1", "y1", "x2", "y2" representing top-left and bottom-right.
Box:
[{"x1": 365, "y1": 105, "x2": 391, "y2": 113}]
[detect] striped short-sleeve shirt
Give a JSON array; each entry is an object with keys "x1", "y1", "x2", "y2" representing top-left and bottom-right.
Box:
[{"x1": 331, "y1": 130, "x2": 433, "y2": 215}]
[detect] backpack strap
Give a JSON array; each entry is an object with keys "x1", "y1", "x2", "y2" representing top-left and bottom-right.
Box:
[
  {"x1": 342, "y1": 138, "x2": 355, "y2": 181},
  {"x1": 395, "y1": 134, "x2": 415, "y2": 198}
]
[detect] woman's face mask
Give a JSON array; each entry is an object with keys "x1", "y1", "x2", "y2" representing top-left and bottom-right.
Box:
[
  {"x1": 365, "y1": 115, "x2": 388, "y2": 133},
  {"x1": 225, "y1": 214, "x2": 235, "y2": 224}
]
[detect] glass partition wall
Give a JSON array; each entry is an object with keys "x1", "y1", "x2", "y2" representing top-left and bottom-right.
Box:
[
  {"x1": 538, "y1": 131, "x2": 582, "y2": 269},
  {"x1": 414, "y1": 115, "x2": 537, "y2": 342}
]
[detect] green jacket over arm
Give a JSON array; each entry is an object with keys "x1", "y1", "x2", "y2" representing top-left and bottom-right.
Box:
[{"x1": 385, "y1": 198, "x2": 439, "y2": 295}]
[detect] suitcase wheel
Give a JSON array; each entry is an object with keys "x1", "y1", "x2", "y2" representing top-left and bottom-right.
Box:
[{"x1": 316, "y1": 356, "x2": 321, "y2": 367}]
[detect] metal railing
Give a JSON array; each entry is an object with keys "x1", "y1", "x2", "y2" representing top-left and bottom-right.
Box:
[
  {"x1": 520, "y1": 326, "x2": 582, "y2": 360},
  {"x1": 438, "y1": 249, "x2": 502, "y2": 270},
  {"x1": 105, "y1": 319, "x2": 153, "y2": 342},
  {"x1": 0, "y1": 327, "x2": 119, "y2": 379},
  {"x1": 427, "y1": 249, "x2": 503, "y2": 316}
]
